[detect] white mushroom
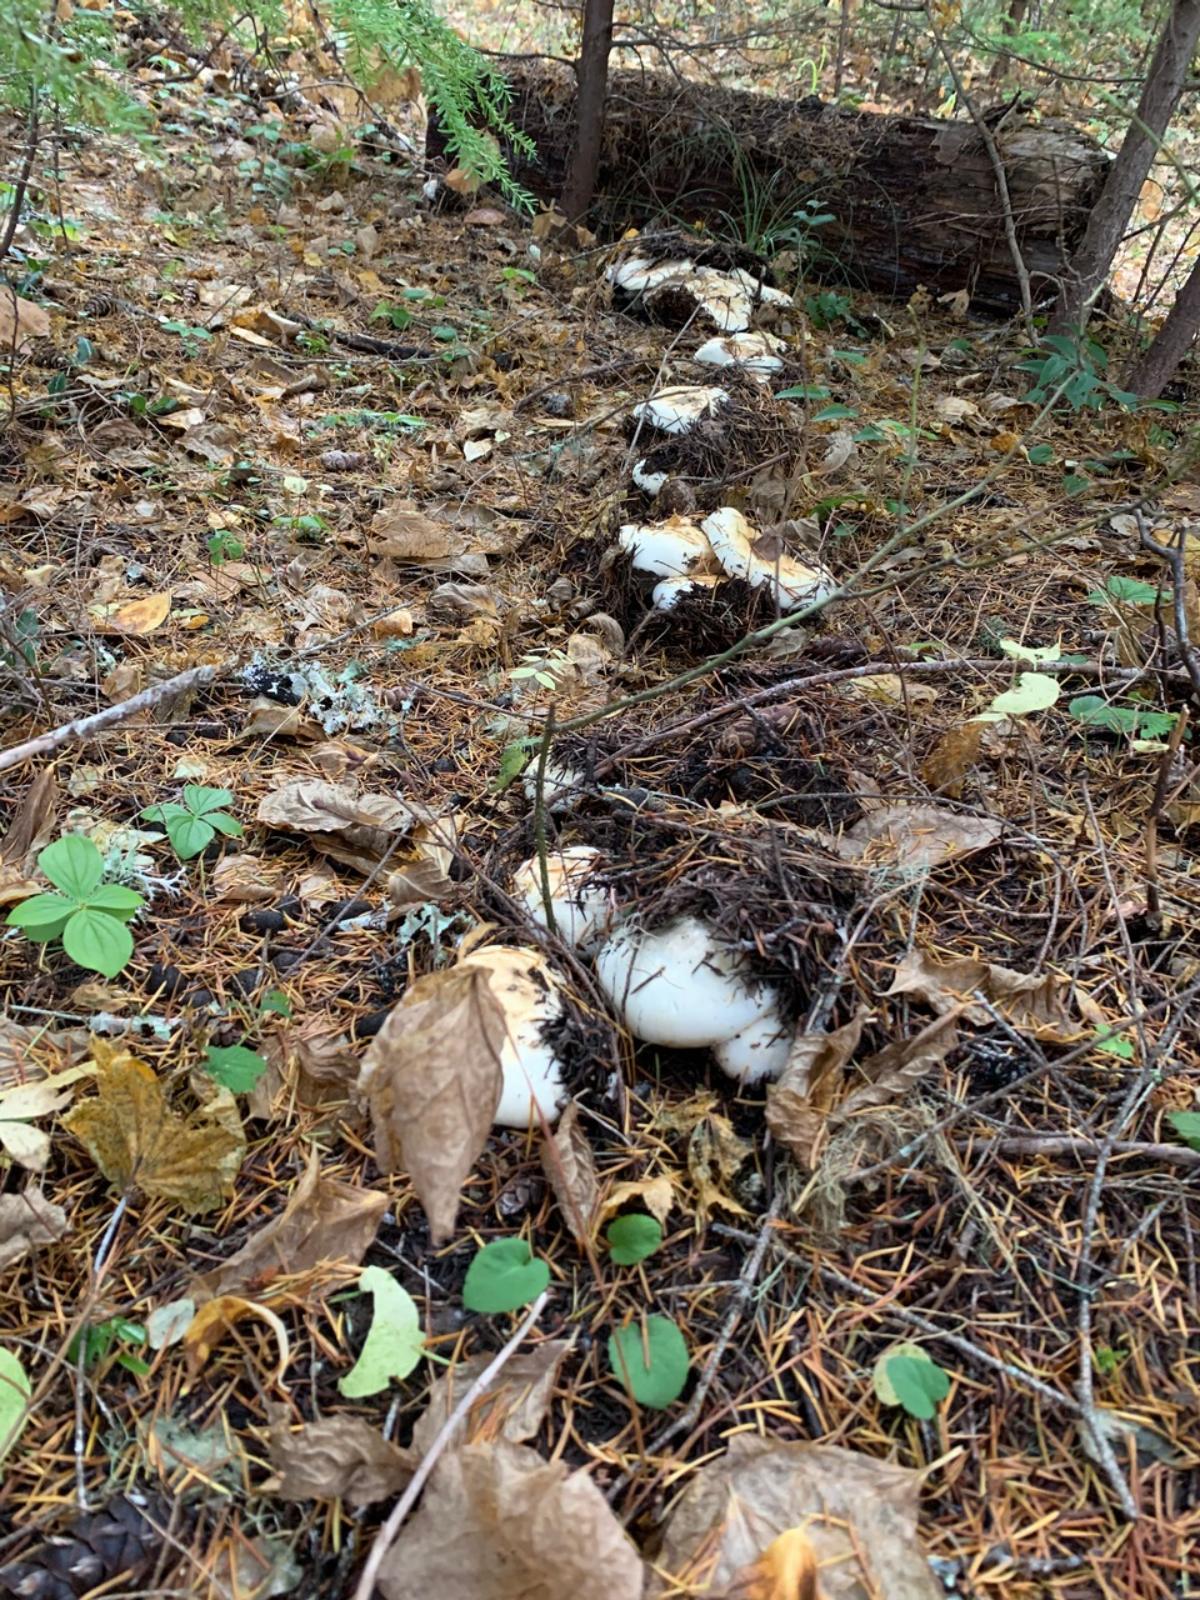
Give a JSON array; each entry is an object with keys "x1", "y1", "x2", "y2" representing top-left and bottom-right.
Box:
[
  {"x1": 701, "y1": 507, "x2": 834, "y2": 611},
  {"x1": 617, "y1": 516, "x2": 715, "y2": 580},
  {"x1": 632, "y1": 458, "x2": 669, "y2": 497},
  {"x1": 513, "y1": 846, "x2": 612, "y2": 949},
  {"x1": 694, "y1": 331, "x2": 784, "y2": 378},
  {"x1": 522, "y1": 761, "x2": 584, "y2": 811},
  {"x1": 633, "y1": 385, "x2": 729, "y2": 435},
  {"x1": 650, "y1": 573, "x2": 723, "y2": 612},
  {"x1": 458, "y1": 945, "x2": 569, "y2": 1129},
  {"x1": 608, "y1": 257, "x2": 693, "y2": 296},
  {"x1": 712, "y1": 1008, "x2": 791, "y2": 1084},
  {"x1": 595, "y1": 916, "x2": 777, "y2": 1049}
]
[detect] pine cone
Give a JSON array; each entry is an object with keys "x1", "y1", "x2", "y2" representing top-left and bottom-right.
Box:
[
  {"x1": 81, "y1": 294, "x2": 117, "y2": 319},
  {"x1": 0, "y1": 1496, "x2": 165, "y2": 1599}
]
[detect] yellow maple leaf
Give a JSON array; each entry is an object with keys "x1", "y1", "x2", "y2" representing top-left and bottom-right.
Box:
[{"x1": 64, "y1": 1048, "x2": 244, "y2": 1214}]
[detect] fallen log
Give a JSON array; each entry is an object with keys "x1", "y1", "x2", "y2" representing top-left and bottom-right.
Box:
[{"x1": 481, "y1": 64, "x2": 1110, "y2": 317}]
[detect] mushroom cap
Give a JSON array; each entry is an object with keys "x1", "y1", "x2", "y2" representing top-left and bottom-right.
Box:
[
  {"x1": 694, "y1": 331, "x2": 785, "y2": 376},
  {"x1": 595, "y1": 916, "x2": 777, "y2": 1049},
  {"x1": 712, "y1": 1008, "x2": 791, "y2": 1084},
  {"x1": 513, "y1": 846, "x2": 611, "y2": 949},
  {"x1": 650, "y1": 574, "x2": 723, "y2": 612},
  {"x1": 701, "y1": 507, "x2": 834, "y2": 611},
  {"x1": 617, "y1": 516, "x2": 715, "y2": 579},
  {"x1": 633, "y1": 385, "x2": 729, "y2": 435}
]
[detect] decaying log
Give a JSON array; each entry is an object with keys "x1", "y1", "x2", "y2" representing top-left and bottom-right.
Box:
[{"x1": 484, "y1": 64, "x2": 1110, "y2": 316}]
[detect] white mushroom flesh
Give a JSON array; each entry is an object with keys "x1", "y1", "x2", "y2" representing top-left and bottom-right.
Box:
[
  {"x1": 701, "y1": 506, "x2": 835, "y2": 611},
  {"x1": 458, "y1": 945, "x2": 568, "y2": 1129},
  {"x1": 617, "y1": 516, "x2": 715, "y2": 579}
]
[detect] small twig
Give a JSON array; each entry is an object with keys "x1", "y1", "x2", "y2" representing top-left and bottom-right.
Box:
[
  {"x1": 959, "y1": 1134, "x2": 1200, "y2": 1168},
  {"x1": 1138, "y1": 509, "x2": 1200, "y2": 704},
  {"x1": 533, "y1": 704, "x2": 559, "y2": 938},
  {"x1": 0, "y1": 665, "x2": 217, "y2": 773},
  {"x1": 351, "y1": 1292, "x2": 549, "y2": 1600},
  {"x1": 1143, "y1": 705, "x2": 1189, "y2": 930}
]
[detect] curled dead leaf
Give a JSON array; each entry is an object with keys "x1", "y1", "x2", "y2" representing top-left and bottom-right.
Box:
[
  {"x1": 88, "y1": 591, "x2": 173, "y2": 636},
  {"x1": 190, "y1": 1151, "x2": 386, "y2": 1302},
  {"x1": 836, "y1": 804, "x2": 1002, "y2": 870},
  {"x1": 0, "y1": 1187, "x2": 69, "y2": 1270},
  {"x1": 357, "y1": 964, "x2": 505, "y2": 1242},
  {"x1": 256, "y1": 780, "x2": 419, "y2": 870},
  {"x1": 183, "y1": 1295, "x2": 290, "y2": 1385},
  {"x1": 410, "y1": 1340, "x2": 572, "y2": 1456},
  {"x1": 376, "y1": 1441, "x2": 644, "y2": 1600},
  {"x1": 766, "y1": 1012, "x2": 867, "y2": 1169},
  {"x1": 599, "y1": 1171, "x2": 678, "y2": 1227},
  {"x1": 269, "y1": 1413, "x2": 412, "y2": 1506},
  {"x1": 887, "y1": 949, "x2": 1081, "y2": 1036},
  {"x1": 541, "y1": 1102, "x2": 599, "y2": 1245},
  {"x1": 653, "y1": 1434, "x2": 941, "y2": 1598}
]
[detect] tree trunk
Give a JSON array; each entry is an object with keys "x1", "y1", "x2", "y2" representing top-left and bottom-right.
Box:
[
  {"x1": 558, "y1": 0, "x2": 615, "y2": 223},
  {"x1": 482, "y1": 64, "x2": 1108, "y2": 316},
  {"x1": 1125, "y1": 252, "x2": 1200, "y2": 397},
  {"x1": 1052, "y1": 0, "x2": 1200, "y2": 332},
  {"x1": 988, "y1": 0, "x2": 1028, "y2": 83}
]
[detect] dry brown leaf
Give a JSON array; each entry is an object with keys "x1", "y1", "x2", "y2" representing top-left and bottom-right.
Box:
[
  {"x1": 835, "y1": 804, "x2": 1002, "y2": 870},
  {"x1": 920, "y1": 722, "x2": 985, "y2": 798},
  {"x1": 887, "y1": 949, "x2": 1076, "y2": 1034},
  {"x1": 0, "y1": 768, "x2": 59, "y2": 906},
  {"x1": 0, "y1": 1187, "x2": 69, "y2": 1269},
  {"x1": 0, "y1": 1069, "x2": 90, "y2": 1171},
  {"x1": 541, "y1": 1103, "x2": 599, "y2": 1245},
  {"x1": 377, "y1": 1441, "x2": 645, "y2": 1600},
  {"x1": 369, "y1": 502, "x2": 464, "y2": 561},
  {"x1": 688, "y1": 1114, "x2": 752, "y2": 1221},
  {"x1": 64, "y1": 1047, "x2": 244, "y2": 1214},
  {"x1": 269, "y1": 1412, "x2": 413, "y2": 1506},
  {"x1": 766, "y1": 1012, "x2": 867, "y2": 1169},
  {"x1": 834, "y1": 1010, "x2": 961, "y2": 1122},
  {"x1": 0, "y1": 291, "x2": 50, "y2": 352},
  {"x1": 209, "y1": 852, "x2": 283, "y2": 904},
  {"x1": 357, "y1": 965, "x2": 506, "y2": 1242},
  {"x1": 256, "y1": 780, "x2": 418, "y2": 871},
  {"x1": 410, "y1": 1341, "x2": 572, "y2": 1457},
  {"x1": 0, "y1": 1020, "x2": 90, "y2": 1094},
  {"x1": 190, "y1": 1151, "x2": 387, "y2": 1301},
  {"x1": 183, "y1": 1295, "x2": 290, "y2": 1384},
  {"x1": 599, "y1": 1171, "x2": 678, "y2": 1226},
  {"x1": 652, "y1": 1434, "x2": 941, "y2": 1599},
  {"x1": 385, "y1": 819, "x2": 458, "y2": 909},
  {"x1": 88, "y1": 591, "x2": 173, "y2": 636}
]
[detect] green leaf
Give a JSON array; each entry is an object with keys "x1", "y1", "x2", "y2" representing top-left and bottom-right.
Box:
[
  {"x1": 6, "y1": 892, "x2": 76, "y2": 941},
  {"x1": 0, "y1": 1348, "x2": 31, "y2": 1464},
  {"x1": 260, "y1": 989, "x2": 293, "y2": 1018},
  {"x1": 776, "y1": 384, "x2": 831, "y2": 401},
  {"x1": 878, "y1": 1349, "x2": 951, "y2": 1419},
  {"x1": 1068, "y1": 695, "x2": 1139, "y2": 734},
  {"x1": 339, "y1": 1265, "x2": 425, "y2": 1396},
  {"x1": 206, "y1": 812, "x2": 244, "y2": 838},
  {"x1": 61, "y1": 908, "x2": 134, "y2": 977},
  {"x1": 84, "y1": 884, "x2": 144, "y2": 920},
  {"x1": 987, "y1": 671, "x2": 1060, "y2": 718},
  {"x1": 1026, "y1": 443, "x2": 1053, "y2": 465},
  {"x1": 1093, "y1": 1027, "x2": 1134, "y2": 1059},
  {"x1": 204, "y1": 1045, "x2": 268, "y2": 1093},
  {"x1": 141, "y1": 802, "x2": 190, "y2": 826},
  {"x1": 1088, "y1": 575, "x2": 1159, "y2": 606},
  {"x1": 999, "y1": 638, "x2": 1060, "y2": 665},
  {"x1": 1168, "y1": 1111, "x2": 1200, "y2": 1152},
  {"x1": 606, "y1": 1213, "x2": 663, "y2": 1266},
  {"x1": 462, "y1": 1237, "x2": 549, "y2": 1314},
  {"x1": 182, "y1": 785, "x2": 235, "y2": 814},
  {"x1": 38, "y1": 835, "x2": 103, "y2": 900},
  {"x1": 166, "y1": 814, "x2": 215, "y2": 859},
  {"x1": 813, "y1": 403, "x2": 858, "y2": 421},
  {"x1": 607, "y1": 1316, "x2": 689, "y2": 1410},
  {"x1": 493, "y1": 741, "x2": 531, "y2": 793}
]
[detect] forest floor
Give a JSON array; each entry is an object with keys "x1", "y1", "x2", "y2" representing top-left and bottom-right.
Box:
[{"x1": 0, "y1": 17, "x2": 1198, "y2": 1600}]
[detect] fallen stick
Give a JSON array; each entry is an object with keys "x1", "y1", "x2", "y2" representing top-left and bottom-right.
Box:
[{"x1": 0, "y1": 665, "x2": 217, "y2": 775}]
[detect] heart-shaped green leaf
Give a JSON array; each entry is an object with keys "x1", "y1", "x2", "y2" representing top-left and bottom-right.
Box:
[
  {"x1": 0, "y1": 1348, "x2": 31, "y2": 1463},
  {"x1": 462, "y1": 1237, "x2": 549, "y2": 1314},
  {"x1": 62, "y1": 908, "x2": 134, "y2": 978},
  {"x1": 38, "y1": 836, "x2": 103, "y2": 901},
  {"x1": 606, "y1": 1213, "x2": 663, "y2": 1265},
  {"x1": 204, "y1": 1045, "x2": 268, "y2": 1094},
  {"x1": 339, "y1": 1265, "x2": 425, "y2": 1397},
  {"x1": 1168, "y1": 1110, "x2": 1200, "y2": 1152},
  {"x1": 986, "y1": 671, "x2": 1060, "y2": 719},
  {"x1": 875, "y1": 1345, "x2": 951, "y2": 1419},
  {"x1": 607, "y1": 1315, "x2": 689, "y2": 1410}
]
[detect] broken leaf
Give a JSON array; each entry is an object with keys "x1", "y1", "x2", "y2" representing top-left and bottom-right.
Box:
[
  {"x1": 0, "y1": 1069, "x2": 89, "y2": 1172},
  {"x1": 835, "y1": 804, "x2": 1002, "y2": 870},
  {"x1": 599, "y1": 1172, "x2": 677, "y2": 1226},
  {"x1": 0, "y1": 1188, "x2": 69, "y2": 1269},
  {"x1": 356, "y1": 964, "x2": 506, "y2": 1242},
  {"x1": 462, "y1": 1237, "x2": 549, "y2": 1315},
  {"x1": 88, "y1": 591, "x2": 173, "y2": 636},
  {"x1": 653, "y1": 1433, "x2": 942, "y2": 1598},
  {"x1": 183, "y1": 1294, "x2": 290, "y2": 1384},
  {"x1": 64, "y1": 1047, "x2": 244, "y2": 1214},
  {"x1": 766, "y1": 1012, "x2": 866, "y2": 1170},
  {"x1": 339, "y1": 1265, "x2": 425, "y2": 1397},
  {"x1": 0, "y1": 768, "x2": 59, "y2": 907},
  {"x1": 409, "y1": 1340, "x2": 571, "y2": 1456},
  {"x1": 540, "y1": 1101, "x2": 599, "y2": 1245},
  {"x1": 190, "y1": 1152, "x2": 387, "y2": 1301},
  {"x1": 886, "y1": 949, "x2": 1079, "y2": 1035},
  {"x1": 980, "y1": 671, "x2": 1060, "y2": 720},
  {"x1": 872, "y1": 1342, "x2": 951, "y2": 1419},
  {"x1": 376, "y1": 1441, "x2": 644, "y2": 1600},
  {"x1": 688, "y1": 1113, "x2": 752, "y2": 1221},
  {"x1": 256, "y1": 780, "x2": 418, "y2": 871},
  {"x1": 146, "y1": 1297, "x2": 196, "y2": 1350},
  {"x1": 269, "y1": 1412, "x2": 413, "y2": 1506}
]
